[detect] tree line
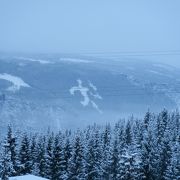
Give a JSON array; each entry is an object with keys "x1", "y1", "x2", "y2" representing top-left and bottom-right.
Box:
[{"x1": 0, "y1": 109, "x2": 179, "y2": 180}]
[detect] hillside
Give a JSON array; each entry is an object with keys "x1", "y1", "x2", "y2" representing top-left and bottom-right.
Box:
[{"x1": 0, "y1": 54, "x2": 179, "y2": 132}]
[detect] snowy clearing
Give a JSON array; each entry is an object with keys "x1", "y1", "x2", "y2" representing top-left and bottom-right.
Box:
[
  {"x1": 8, "y1": 175, "x2": 48, "y2": 180},
  {"x1": 60, "y1": 58, "x2": 93, "y2": 63},
  {"x1": 0, "y1": 73, "x2": 30, "y2": 92},
  {"x1": 15, "y1": 57, "x2": 52, "y2": 64},
  {"x1": 70, "y1": 79, "x2": 102, "y2": 113},
  {"x1": 89, "y1": 81, "x2": 98, "y2": 91}
]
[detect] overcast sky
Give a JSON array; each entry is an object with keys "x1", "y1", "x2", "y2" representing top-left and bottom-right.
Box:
[{"x1": 0, "y1": 0, "x2": 180, "y2": 55}]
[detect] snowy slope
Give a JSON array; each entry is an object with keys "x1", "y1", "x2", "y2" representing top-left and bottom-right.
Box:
[
  {"x1": 15, "y1": 56, "x2": 53, "y2": 64},
  {"x1": 70, "y1": 79, "x2": 102, "y2": 113},
  {"x1": 0, "y1": 53, "x2": 179, "y2": 132},
  {"x1": 9, "y1": 175, "x2": 48, "y2": 180},
  {"x1": 0, "y1": 73, "x2": 30, "y2": 92}
]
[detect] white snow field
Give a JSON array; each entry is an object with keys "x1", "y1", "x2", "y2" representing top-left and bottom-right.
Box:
[
  {"x1": 15, "y1": 57, "x2": 52, "y2": 64},
  {"x1": 70, "y1": 79, "x2": 102, "y2": 113},
  {"x1": 60, "y1": 57, "x2": 93, "y2": 63},
  {"x1": 0, "y1": 73, "x2": 30, "y2": 92},
  {"x1": 9, "y1": 175, "x2": 48, "y2": 180}
]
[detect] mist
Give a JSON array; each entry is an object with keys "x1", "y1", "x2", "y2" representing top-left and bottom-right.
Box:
[{"x1": 0, "y1": 0, "x2": 180, "y2": 55}]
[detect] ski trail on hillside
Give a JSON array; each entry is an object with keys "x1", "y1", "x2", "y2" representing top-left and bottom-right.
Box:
[{"x1": 70, "y1": 79, "x2": 102, "y2": 113}]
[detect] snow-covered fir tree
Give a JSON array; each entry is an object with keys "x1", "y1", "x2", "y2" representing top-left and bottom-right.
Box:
[
  {"x1": 0, "y1": 140, "x2": 12, "y2": 180},
  {"x1": 19, "y1": 133, "x2": 31, "y2": 175},
  {"x1": 0, "y1": 109, "x2": 179, "y2": 179},
  {"x1": 68, "y1": 134, "x2": 84, "y2": 179}
]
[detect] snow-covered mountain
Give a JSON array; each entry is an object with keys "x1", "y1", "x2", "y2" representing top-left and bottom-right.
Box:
[{"x1": 0, "y1": 53, "x2": 179, "y2": 132}]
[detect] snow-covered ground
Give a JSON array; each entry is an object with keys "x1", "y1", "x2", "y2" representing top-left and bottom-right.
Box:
[
  {"x1": 60, "y1": 57, "x2": 93, "y2": 63},
  {"x1": 0, "y1": 73, "x2": 30, "y2": 92},
  {"x1": 8, "y1": 175, "x2": 48, "y2": 180},
  {"x1": 70, "y1": 79, "x2": 102, "y2": 113},
  {"x1": 15, "y1": 57, "x2": 52, "y2": 64}
]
